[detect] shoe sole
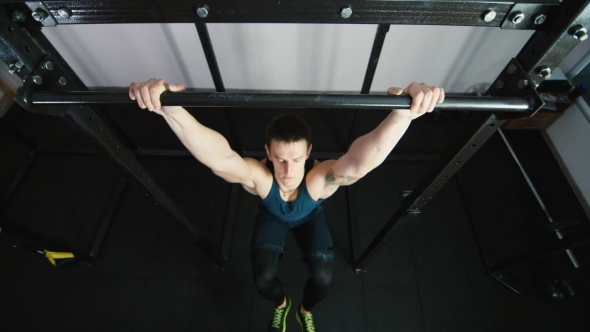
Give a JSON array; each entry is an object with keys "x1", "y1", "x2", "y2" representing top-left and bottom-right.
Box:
[
  {"x1": 295, "y1": 311, "x2": 303, "y2": 332},
  {"x1": 282, "y1": 298, "x2": 291, "y2": 332}
]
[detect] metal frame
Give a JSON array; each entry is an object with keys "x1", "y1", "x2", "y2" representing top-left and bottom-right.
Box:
[
  {"x1": 2, "y1": 0, "x2": 589, "y2": 288},
  {"x1": 1, "y1": 0, "x2": 555, "y2": 27},
  {"x1": 1, "y1": 7, "x2": 228, "y2": 268}
]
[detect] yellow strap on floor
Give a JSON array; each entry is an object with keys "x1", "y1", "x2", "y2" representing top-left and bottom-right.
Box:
[{"x1": 44, "y1": 250, "x2": 74, "y2": 266}]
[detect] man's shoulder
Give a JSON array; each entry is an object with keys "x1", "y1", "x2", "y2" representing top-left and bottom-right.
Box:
[
  {"x1": 308, "y1": 159, "x2": 337, "y2": 173},
  {"x1": 243, "y1": 158, "x2": 272, "y2": 181},
  {"x1": 245, "y1": 157, "x2": 268, "y2": 166},
  {"x1": 240, "y1": 158, "x2": 273, "y2": 197}
]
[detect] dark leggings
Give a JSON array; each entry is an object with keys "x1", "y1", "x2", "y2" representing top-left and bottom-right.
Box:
[{"x1": 252, "y1": 250, "x2": 334, "y2": 310}]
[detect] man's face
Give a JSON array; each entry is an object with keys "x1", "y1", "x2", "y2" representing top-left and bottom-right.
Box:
[{"x1": 265, "y1": 139, "x2": 312, "y2": 188}]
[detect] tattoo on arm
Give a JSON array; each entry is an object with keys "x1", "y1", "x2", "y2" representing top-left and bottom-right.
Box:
[{"x1": 325, "y1": 169, "x2": 357, "y2": 186}]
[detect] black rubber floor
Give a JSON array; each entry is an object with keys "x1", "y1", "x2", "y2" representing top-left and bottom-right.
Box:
[{"x1": 1, "y1": 112, "x2": 589, "y2": 332}]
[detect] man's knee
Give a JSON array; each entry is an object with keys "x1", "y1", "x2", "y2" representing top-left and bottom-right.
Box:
[
  {"x1": 254, "y1": 266, "x2": 275, "y2": 289},
  {"x1": 313, "y1": 268, "x2": 333, "y2": 288},
  {"x1": 307, "y1": 246, "x2": 334, "y2": 263},
  {"x1": 308, "y1": 248, "x2": 335, "y2": 286},
  {"x1": 252, "y1": 250, "x2": 280, "y2": 290}
]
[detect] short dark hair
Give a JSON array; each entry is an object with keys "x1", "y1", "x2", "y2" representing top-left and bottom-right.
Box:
[{"x1": 265, "y1": 113, "x2": 311, "y2": 149}]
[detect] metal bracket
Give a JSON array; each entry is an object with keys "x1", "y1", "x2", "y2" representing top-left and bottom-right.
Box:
[
  {"x1": 24, "y1": 2, "x2": 57, "y2": 27},
  {"x1": 0, "y1": 11, "x2": 44, "y2": 81},
  {"x1": 501, "y1": 3, "x2": 556, "y2": 30},
  {"x1": 15, "y1": 55, "x2": 71, "y2": 116},
  {"x1": 487, "y1": 58, "x2": 545, "y2": 120},
  {"x1": 517, "y1": 0, "x2": 590, "y2": 86}
]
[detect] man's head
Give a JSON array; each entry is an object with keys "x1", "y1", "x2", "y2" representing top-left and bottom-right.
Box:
[{"x1": 264, "y1": 113, "x2": 312, "y2": 188}]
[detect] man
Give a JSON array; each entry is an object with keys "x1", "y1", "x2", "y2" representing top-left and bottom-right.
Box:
[{"x1": 129, "y1": 79, "x2": 444, "y2": 331}]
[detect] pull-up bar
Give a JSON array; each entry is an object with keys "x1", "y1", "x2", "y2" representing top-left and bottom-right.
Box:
[{"x1": 28, "y1": 91, "x2": 533, "y2": 112}]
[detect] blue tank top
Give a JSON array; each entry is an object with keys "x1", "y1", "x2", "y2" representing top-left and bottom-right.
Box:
[{"x1": 260, "y1": 158, "x2": 324, "y2": 223}]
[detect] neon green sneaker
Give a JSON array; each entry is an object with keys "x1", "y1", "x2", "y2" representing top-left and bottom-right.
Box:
[
  {"x1": 295, "y1": 306, "x2": 316, "y2": 332},
  {"x1": 269, "y1": 296, "x2": 291, "y2": 332}
]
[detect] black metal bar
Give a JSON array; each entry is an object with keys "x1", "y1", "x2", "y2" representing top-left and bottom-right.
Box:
[
  {"x1": 11, "y1": 0, "x2": 529, "y2": 27},
  {"x1": 361, "y1": 24, "x2": 390, "y2": 95},
  {"x1": 490, "y1": 231, "x2": 590, "y2": 274},
  {"x1": 347, "y1": 23, "x2": 390, "y2": 150},
  {"x1": 88, "y1": 176, "x2": 127, "y2": 263},
  {"x1": 196, "y1": 22, "x2": 225, "y2": 92},
  {"x1": 195, "y1": 22, "x2": 242, "y2": 153},
  {"x1": 28, "y1": 91, "x2": 533, "y2": 112},
  {"x1": 352, "y1": 111, "x2": 504, "y2": 269},
  {"x1": 361, "y1": 24, "x2": 389, "y2": 95}
]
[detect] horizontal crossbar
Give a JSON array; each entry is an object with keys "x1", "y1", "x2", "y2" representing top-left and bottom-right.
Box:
[{"x1": 28, "y1": 91, "x2": 533, "y2": 112}]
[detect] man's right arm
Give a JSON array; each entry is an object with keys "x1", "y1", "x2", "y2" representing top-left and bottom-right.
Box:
[{"x1": 129, "y1": 79, "x2": 262, "y2": 189}]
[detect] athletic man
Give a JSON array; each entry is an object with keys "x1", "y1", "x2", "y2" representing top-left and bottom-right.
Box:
[{"x1": 129, "y1": 79, "x2": 444, "y2": 331}]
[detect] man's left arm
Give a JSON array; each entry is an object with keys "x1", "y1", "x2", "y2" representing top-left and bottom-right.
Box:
[{"x1": 325, "y1": 82, "x2": 445, "y2": 186}]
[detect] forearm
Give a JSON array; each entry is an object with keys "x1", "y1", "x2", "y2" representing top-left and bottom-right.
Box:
[
  {"x1": 160, "y1": 107, "x2": 235, "y2": 170},
  {"x1": 347, "y1": 111, "x2": 412, "y2": 175}
]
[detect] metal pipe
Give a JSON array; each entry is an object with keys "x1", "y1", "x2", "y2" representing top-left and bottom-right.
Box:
[
  {"x1": 498, "y1": 129, "x2": 580, "y2": 268},
  {"x1": 28, "y1": 91, "x2": 533, "y2": 112},
  {"x1": 195, "y1": 22, "x2": 243, "y2": 155}
]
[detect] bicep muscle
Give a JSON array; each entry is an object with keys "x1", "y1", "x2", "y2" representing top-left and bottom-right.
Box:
[
  {"x1": 212, "y1": 156, "x2": 261, "y2": 188},
  {"x1": 324, "y1": 169, "x2": 359, "y2": 186},
  {"x1": 315, "y1": 156, "x2": 361, "y2": 188}
]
